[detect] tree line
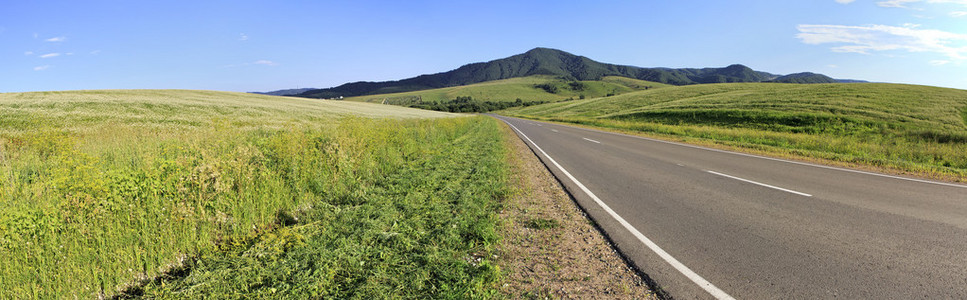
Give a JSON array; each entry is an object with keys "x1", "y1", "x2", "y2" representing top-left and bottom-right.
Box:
[{"x1": 410, "y1": 96, "x2": 549, "y2": 113}]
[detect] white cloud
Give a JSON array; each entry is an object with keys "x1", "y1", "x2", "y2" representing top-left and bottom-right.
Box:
[
  {"x1": 878, "y1": 0, "x2": 921, "y2": 8},
  {"x1": 878, "y1": 0, "x2": 967, "y2": 9},
  {"x1": 930, "y1": 59, "x2": 952, "y2": 65},
  {"x1": 930, "y1": 0, "x2": 967, "y2": 4},
  {"x1": 24, "y1": 51, "x2": 33, "y2": 56},
  {"x1": 34, "y1": 65, "x2": 50, "y2": 71},
  {"x1": 45, "y1": 36, "x2": 66, "y2": 42},
  {"x1": 40, "y1": 53, "x2": 61, "y2": 58},
  {"x1": 239, "y1": 33, "x2": 249, "y2": 41},
  {"x1": 835, "y1": 0, "x2": 856, "y2": 3},
  {"x1": 827, "y1": 64, "x2": 840, "y2": 68},
  {"x1": 952, "y1": 11, "x2": 967, "y2": 16},
  {"x1": 90, "y1": 50, "x2": 101, "y2": 55},
  {"x1": 797, "y1": 24, "x2": 967, "y2": 61}
]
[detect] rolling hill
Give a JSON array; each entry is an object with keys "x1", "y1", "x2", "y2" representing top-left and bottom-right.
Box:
[
  {"x1": 343, "y1": 75, "x2": 670, "y2": 103},
  {"x1": 251, "y1": 88, "x2": 316, "y2": 96},
  {"x1": 0, "y1": 89, "x2": 453, "y2": 134},
  {"x1": 294, "y1": 48, "x2": 852, "y2": 99},
  {"x1": 771, "y1": 72, "x2": 837, "y2": 84}
]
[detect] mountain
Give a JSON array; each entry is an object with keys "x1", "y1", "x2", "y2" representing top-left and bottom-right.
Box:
[
  {"x1": 771, "y1": 72, "x2": 837, "y2": 84},
  {"x1": 252, "y1": 88, "x2": 316, "y2": 96},
  {"x1": 296, "y1": 48, "x2": 843, "y2": 99},
  {"x1": 835, "y1": 79, "x2": 869, "y2": 83}
]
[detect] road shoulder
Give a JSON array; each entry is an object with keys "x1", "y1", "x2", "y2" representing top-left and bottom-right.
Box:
[{"x1": 497, "y1": 121, "x2": 657, "y2": 299}]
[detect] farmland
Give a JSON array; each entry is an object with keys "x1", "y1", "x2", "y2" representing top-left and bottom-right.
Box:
[{"x1": 0, "y1": 90, "x2": 508, "y2": 298}]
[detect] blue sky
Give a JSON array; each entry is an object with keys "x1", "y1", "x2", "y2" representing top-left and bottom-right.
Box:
[{"x1": 2, "y1": 0, "x2": 966, "y2": 92}]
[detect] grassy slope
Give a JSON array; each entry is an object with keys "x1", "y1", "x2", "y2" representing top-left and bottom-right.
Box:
[
  {"x1": 503, "y1": 82, "x2": 967, "y2": 179},
  {"x1": 0, "y1": 90, "x2": 449, "y2": 133},
  {"x1": 343, "y1": 75, "x2": 670, "y2": 104},
  {"x1": 0, "y1": 90, "x2": 508, "y2": 298}
]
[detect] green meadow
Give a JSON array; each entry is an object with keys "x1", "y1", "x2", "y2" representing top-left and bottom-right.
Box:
[
  {"x1": 503, "y1": 82, "x2": 967, "y2": 180},
  {"x1": 0, "y1": 90, "x2": 507, "y2": 298},
  {"x1": 344, "y1": 75, "x2": 669, "y2": 105}
]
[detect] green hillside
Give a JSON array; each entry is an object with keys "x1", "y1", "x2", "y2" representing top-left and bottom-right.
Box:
[
  {"x1": 503, "y1": 83, "x2": 967, "y2": 180},
  {"x1": 294, "y1": 48, "x2": 829, "y2": 99},
  {"x1": 771, "y1": 72, "x2": 837, "y2": 84},
  {"x1": 0, "y1": 90, "x2": 509, "y2": 298},
  {"x1": 343, "y1": 75, "x2": 669, "y2": 112},
  {"x1": 0, "y1": 90, "x2": 454, "y2": 132}
]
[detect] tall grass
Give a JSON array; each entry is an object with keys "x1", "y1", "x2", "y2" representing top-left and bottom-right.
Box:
[
  {"x1": 0, "y1": 90, "x2": 506, "y2": 298},
  {"x1": 503, "y1": 83, "x2": 967, "y2": 180}
]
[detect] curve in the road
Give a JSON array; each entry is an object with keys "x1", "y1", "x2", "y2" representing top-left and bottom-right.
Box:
[
  {"x1": 504, "y1": 120, "x2": 736, "y2": 300},
  {"x1": 494, "y1": 114, "x2": 967, "y2": 299}
]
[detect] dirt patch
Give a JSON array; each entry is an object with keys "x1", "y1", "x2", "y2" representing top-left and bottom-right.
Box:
[{"x1": 497, "y1": 122, "x2": 657, "y2": 299}]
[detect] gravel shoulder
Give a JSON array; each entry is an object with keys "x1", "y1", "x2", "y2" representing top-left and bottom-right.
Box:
[{"x1": 497, "y1": 121, "x2": 658, "y2": 299}]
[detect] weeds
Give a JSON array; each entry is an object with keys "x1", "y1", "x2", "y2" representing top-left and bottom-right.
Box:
[{"x1": 0, "y1": 90, "x2": 505, "y2": 299}]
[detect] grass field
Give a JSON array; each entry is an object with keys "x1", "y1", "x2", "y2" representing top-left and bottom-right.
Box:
[
  {"x1": 343, "y1": 75, "x2": 669, "y2": 105},
  {"x1": 0, "y1": 90, "x2": 509, "y2": 298},
  {"x1": 502, "y1": 82, "x2": 967, "y2": 180}
]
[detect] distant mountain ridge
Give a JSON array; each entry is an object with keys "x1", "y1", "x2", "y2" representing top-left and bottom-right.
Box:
[
  {"x1": 251, "y1": 88, "x2": 316, "y2": 96},
  {"x1": 772, "y1": 72, "x2": 837, "y2": 84},
  {"x1": 292, "y1": 48, "x2": 861, "y2": 99}
]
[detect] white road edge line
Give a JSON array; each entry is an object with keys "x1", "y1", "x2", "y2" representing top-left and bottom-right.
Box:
[
  {"x1": 533, "y1": 118, "x2": 967, "y2": 189},
  {"x1": 503, "y1": 118, "x2": 736, "y2": 300},
  {"x1": 583, "y1": 137, "x2": 601, "y2": 144},
  {"x1": 706, "y1": 170, "x2": 813, "y2": 197},
  {"x1": 551, "y1": 129, "x2": 559, "y2": 132}
]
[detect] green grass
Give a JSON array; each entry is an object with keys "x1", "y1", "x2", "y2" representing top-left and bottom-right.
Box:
[
  {"x1": 0, "y1": 90, "x2": 508, "y2": 298},
  {"x1": 502, "y1": 82, "x2": 967, "y2": 180},
  {"x1": 343, "y1": 75, "x2": 668, "y2": 105},
  {"x1": 600, "y1": 76, "x2": 672, "y2": 90}
]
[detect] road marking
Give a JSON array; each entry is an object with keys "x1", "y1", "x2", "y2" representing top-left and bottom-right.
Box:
[
  {"x1": 707, "y1": 170, "x2": 813, "y2": 197},
  {"x1": 504, "y1": 119, "x2": 736, "y2": 300},
  {"x1": 583, "y1": 137, "x2": 601, "y2": 144},
  {"x1": 677, "y1": 163, "x2": 685, "y2": 167},
  {"x1": 537, "y1": 117, "x2": 967, "y2": 189},
  {"x1": 551, "y1": 129, "x2": 559, "y2": 132}
]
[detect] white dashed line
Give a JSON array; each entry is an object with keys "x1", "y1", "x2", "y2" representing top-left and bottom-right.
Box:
[
  {"x1": 504, "y1": 119, "x2": 735, "y2": 300},
  {"x1": 706, "y1": 170, "x2": 813, "y2": 197}
]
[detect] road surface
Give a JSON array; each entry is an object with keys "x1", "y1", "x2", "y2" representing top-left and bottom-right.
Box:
[{"x1": 493, "y1": 115, "x2": 967, "y2": 299}]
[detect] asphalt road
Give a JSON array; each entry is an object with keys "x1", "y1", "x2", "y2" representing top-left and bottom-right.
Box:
[{"x1": 492, "y1": 115, "x2": 967, "y2": 299}]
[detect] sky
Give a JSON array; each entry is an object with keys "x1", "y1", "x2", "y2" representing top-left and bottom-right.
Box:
[{"x1": 2, "y1": 0, "x2": 966, "y2": 92}]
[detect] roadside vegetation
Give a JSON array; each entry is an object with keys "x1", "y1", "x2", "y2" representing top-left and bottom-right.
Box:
[
  {"x1": 502, "y1": 82, "x2": 967, "y2": 181},
  {"x1": 0, "y1": 90, "x2": 508, "y2": 298}
]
